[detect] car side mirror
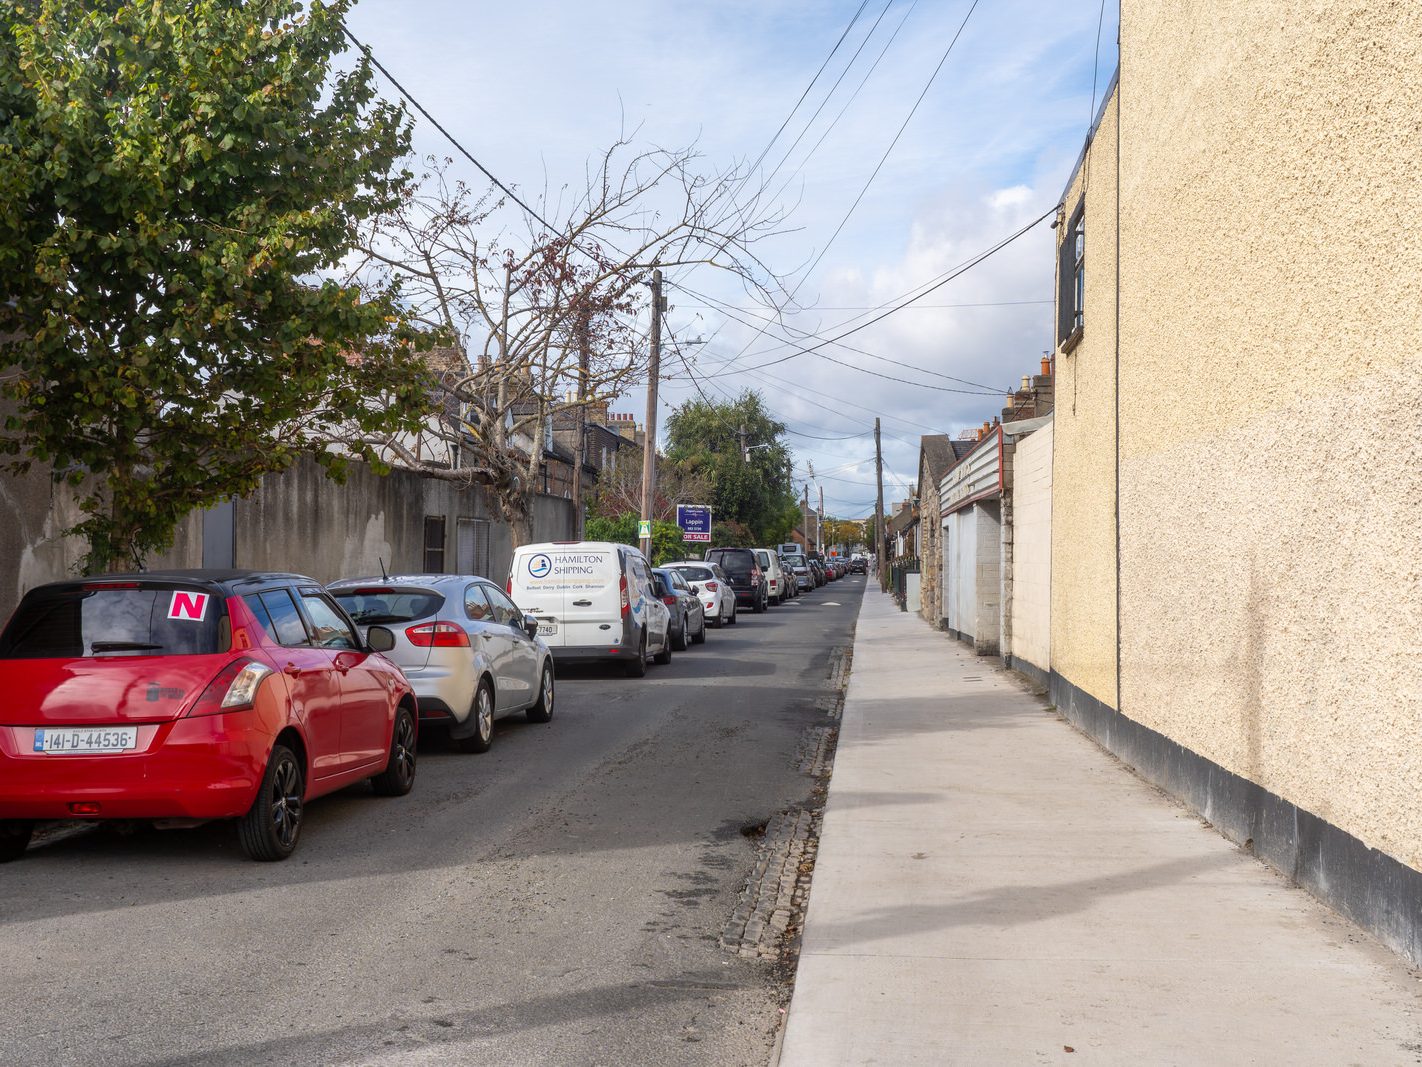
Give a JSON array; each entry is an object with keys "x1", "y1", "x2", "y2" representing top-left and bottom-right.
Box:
[
  {"x1": 523, "y1": 614, "x2": 539, "y2": 640},
  {"x1": 366, "y1": 625, "x2": 396, "y2": 653}
]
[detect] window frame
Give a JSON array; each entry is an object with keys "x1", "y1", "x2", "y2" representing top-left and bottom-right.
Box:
[
  {"x1": 423, "y1": 515, "x2": 447, "y2": 574},
  {"x1": 1057, "y1": 200, "x2": 1086, "y2": 349}
]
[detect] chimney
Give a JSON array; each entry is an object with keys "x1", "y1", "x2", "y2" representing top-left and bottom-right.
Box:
[
  {"x1": 1021, "y1": 375, "x2": 1031, "y2": 390},
  {"x1": 1041, "y1": 355, "x2": 1052, "y2": 377}
]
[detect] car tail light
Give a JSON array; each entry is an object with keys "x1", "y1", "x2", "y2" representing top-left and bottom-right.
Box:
[
  {"x1": 69, "y1": 801, "x2": 102, "y2": 815},
  {"x1": 405, "y1": 622, "x2": 471, "y2": 648},
  {"x1": 619, "y1": 574, "x2": 630, "y2": 617},
  {"x1": 662, "y1": 595, "x2": 677, "y2": 606},
  {"x1": 188, "y1": 658, "x2": 275, "y2": 716},
  {"x1": 751, "y1": 567, "x2": 762, "y2": 582},
  {"x1": 704, "y1": 581, "x2": 718, "y2": 592}
]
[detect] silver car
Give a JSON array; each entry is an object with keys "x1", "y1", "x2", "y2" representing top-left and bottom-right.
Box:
[{"x1": 329, "y1": 575, "x2": 555, "y2": 753}]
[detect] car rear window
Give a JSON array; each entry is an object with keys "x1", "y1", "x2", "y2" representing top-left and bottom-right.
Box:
[
  {"x1": 0, "y1": 584, "x2": 227, "y2": 659},
  {"x1": 671, "y1": 565, "x2": 714, "y2": 582},
  {"x1": 708, "y1": 550, "x2": 753, "y2": 576},
  {"x1": 330, "y1": 588, "x2": 445, "y2": 624}
]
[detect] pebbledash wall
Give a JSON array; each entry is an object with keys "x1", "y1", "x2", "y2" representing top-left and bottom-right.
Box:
[
  {"x1": 0, "y1": 453, "x2": 574, "y2": 621},
  {"x1": 1049, "y1": 4, "x2": 1422, "y2": 964}
]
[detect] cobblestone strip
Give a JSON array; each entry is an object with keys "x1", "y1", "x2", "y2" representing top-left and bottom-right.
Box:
[{"x1": 719, "y1": 808, "x2": 821, "y2": 961}]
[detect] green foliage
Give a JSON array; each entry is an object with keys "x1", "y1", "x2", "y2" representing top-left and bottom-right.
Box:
[
  {"x1": 664, "y1": 390, "x2": 798, "y2": 546},
  {"x1": 584, "y1": 512, "x2": 686, "y2": 565},
  {"x1": 0, "y1": 0, "x2": 431, "y2": 571}
]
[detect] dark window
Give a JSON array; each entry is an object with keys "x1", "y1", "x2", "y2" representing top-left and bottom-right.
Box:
[
  {"x1": 330, "y1": 588, "x2": 445, "y2": 624},
  {"x1": 259, "y1": 589, "x2": 310, "y2": 647},
  {"x1": 484, "y1": 586, "x2": 521, "y2": 627},
  {"x1": 423, "y1": 515, "x2": 447, "y2": 573},
  {"x1": 0, "y1": 584, "x2": 227, "y2": 659},
  {"x1": 1058, "y1": 201, "x2": 1085, "y2": 343},
  {"x1": 455, "y1": 518, "x2": 490, "y2": 576},
  {"x1": 670, "y1": 564, "x2": 714, "y2": 582},
  {"x1": 299, "y1": 592, "x2": 359, "y2": 650},
  {"x1": 463, "y1": 584, "x2": 493, "y2": 623}
]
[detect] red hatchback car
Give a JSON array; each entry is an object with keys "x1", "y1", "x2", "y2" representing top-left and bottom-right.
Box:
[{"x1": 0, "y1": 570, "x2": 418, "y2": 862}]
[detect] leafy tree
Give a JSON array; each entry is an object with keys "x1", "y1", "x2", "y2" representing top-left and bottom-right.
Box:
[
  {"x1": 584, "y1": 512, "x2": 686, "y2": 565},
  {"x1": 0, "y1": 0, "x2": 430, "y2": 571},
  {"x1": 664, "y1": 391, "x2": 798, "y2": 545}
]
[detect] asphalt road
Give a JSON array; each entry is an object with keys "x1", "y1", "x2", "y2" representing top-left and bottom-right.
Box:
[{"x1": 0, "y1": 577, "x2": 865, "y2": 1067}]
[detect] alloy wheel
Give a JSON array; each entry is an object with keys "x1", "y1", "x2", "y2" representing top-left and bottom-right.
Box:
[
  {"x1": 477, "y1": 685, "x2": 494, "y2": 742},
  {"x1": 271, "y1": 755, "x2": 303, "y2": 851},
  {"x1": 391, "y1": 712, "x2": 416, "y2": 787}
]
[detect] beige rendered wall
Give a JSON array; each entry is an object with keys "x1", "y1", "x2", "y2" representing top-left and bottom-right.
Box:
[
  {"x1": 1009, "y1": 421, "x2": 1052, "y2": 676},
  {"x1": 1050, "y1": 91, "x2": 1118, "y2": 708},
  {"x1": 1117, "y1": 4, "x2": 1422, "y2": 866}
]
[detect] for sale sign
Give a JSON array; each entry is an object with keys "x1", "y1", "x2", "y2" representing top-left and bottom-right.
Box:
[{"x1": 676, "y1": 504, "x2": 713, "y2": 542}]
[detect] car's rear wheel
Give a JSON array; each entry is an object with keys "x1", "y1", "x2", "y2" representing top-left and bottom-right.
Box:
[
  {"x1": 654, "y1": 629, "x2": 673, "y2": 665},
  {"x1": 625, "y1": 632, "x2": 648, "y2": 677},
  {"x1": 673, "y1": 614, "x2": 689, "y2": 651},
  {"x1": 728, "y1": 605, "x2": 738, "y2": 625},
  {"x1": 753, "y1": 591, "x2": 766, "y2": 614},
  {"x1": 239, "y1": 744, "x2": 304, "y2": 862},
  {"x1": 526, "y1": 661, "x2": 555, "y2": 723},
  {"x1": 458, "y1": 681, "x2": 495, "y2": 753},
  {"x1": 0, "y1": 821, "x2": 33, "y2": 863},
  {"x1": 692, "y1": 615, "x2": 707, "y2": 644},
  {"x1": 373, "y1": 706, "x2": 418, "y2": 794}
]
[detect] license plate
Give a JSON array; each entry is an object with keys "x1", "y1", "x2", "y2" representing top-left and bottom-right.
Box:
[
  {"x1": 537, "y1": 622, "x2": 558, "y2": 636},
  {"x1": 34, "y1": 727, "x2": 139, "y2": 754}
]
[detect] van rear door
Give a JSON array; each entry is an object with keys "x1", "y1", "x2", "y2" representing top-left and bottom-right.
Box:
[
  {"x1": 550, "y1": 546, "x2": 623, "y2": 650},
  {"x1": 509, "y1": 546, "x2": 568, "y2": 647}
]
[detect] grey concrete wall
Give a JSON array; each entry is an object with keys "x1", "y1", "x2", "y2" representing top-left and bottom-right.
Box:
[{"x1": 0, "y1": 453, "x2": 573, "y2": 620}]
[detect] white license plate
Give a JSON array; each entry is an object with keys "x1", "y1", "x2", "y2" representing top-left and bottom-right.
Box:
[
  {"x1": 537, "y1": 622, "x2": 558, "y2": 636},
  {"x1": 34, "y1": 727, "x2": 139, "y2": 754}
]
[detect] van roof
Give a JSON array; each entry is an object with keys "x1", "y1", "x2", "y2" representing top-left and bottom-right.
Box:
[{"x1": 514, "y1": 541, "x2": 638, "y2": 555}]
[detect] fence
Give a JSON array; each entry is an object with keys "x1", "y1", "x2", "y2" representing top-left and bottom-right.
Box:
[{"x1": 888, "y1": 557, "x2": 920, "y2": 611}]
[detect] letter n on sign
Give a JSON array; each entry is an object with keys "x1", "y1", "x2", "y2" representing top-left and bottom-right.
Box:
[{"x1": 168, "y1": 591, "x2": 209, "y2": 621}]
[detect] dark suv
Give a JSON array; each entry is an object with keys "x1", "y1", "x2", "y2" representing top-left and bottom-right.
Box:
[{"x1": 704, "y1": 547, "x2": 768, "y2": 614}]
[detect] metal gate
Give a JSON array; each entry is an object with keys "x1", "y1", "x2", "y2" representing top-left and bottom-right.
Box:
[{"x1": 456, "y1": 518, "x2": 491, "y2": 577}]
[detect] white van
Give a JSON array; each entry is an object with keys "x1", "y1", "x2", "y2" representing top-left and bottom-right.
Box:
[
  {"x1": 508, "y1": 542, "x2": 671, "y2": 677},
  {"x1": 754, "y1": 548, "x2": 787, "y2": 606}
]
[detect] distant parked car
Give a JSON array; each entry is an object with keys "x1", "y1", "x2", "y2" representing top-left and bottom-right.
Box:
[
  {"x1": 754, "y1": 549, "x2": 788, "y2": 605},
  {"x1": 329, "y1": 574, "x2": 554, "y2": 754},
  {"x1": 810, "y1": 559, "x2": 826, "y2": 587},
  {"x1": 507, "y1": 541, "x2": 671, "y2": 677},
  {"x1": 666, "y1": 561, "x2": 737, "y2": 626},
  {"x1": 653, "y1": 568, "x2": 707, "y2": 650},
  {"x1": 704, "y1": 547, "x2": 769, "y2": 614},
  {"x1": 0, "y1": 570, "x2": 417, "y2": 862},
  {"x1": 848, "y1": 556, "x2": 867, "y2": 574},
  {"x1": 791, "y1": 558, "x2": 814, "y2": 593},
  {"x1": 777, "y1": 556, "x2": 800, "y2": 599}
]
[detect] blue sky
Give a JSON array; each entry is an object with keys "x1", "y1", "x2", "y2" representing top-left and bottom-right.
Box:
[{"x1": 345, "y1": 0, "x2": 1120, "y2": 517}]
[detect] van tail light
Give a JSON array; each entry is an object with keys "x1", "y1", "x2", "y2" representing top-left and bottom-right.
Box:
[
  {"x1": 506, "y1": 577, "x2": 513, "y2": 594},
  {"x1": 619, "y1": 575, "x2": 630, "y2": 618},
  {"x1": 704, "y1": 581, "x2": 718, "y2": 592},
  {"x1": 188, "y1": 659, "x2": 275, "y2": 717},
  {"x1": 405, "y1": 622, "x2": 471, "y2": 648}
]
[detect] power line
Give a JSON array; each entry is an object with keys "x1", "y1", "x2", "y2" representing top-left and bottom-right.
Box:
[
  {"x1": 678, "y1": 283, "x2": 1002, "y2": 392},
  {"x1": 341, "y1": 25, "x2": 560, "y2": 236},
  {"x1": 715, "y1": 0, "x2": 982, "y2": 372},
  {"x1": 676, "y1": 299, "x2": 1050, "y2": 312},
  {"x1": 720, "y1": 206, "x2": 1059, "y2": 377}
]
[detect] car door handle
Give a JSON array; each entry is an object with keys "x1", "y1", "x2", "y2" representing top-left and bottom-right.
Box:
[
  {"x1": 572, "y1": 599, "x2": 592, "y2": 607},
  {"x1": 283, "y1": 663, "x2": 304, "y2": 678}
]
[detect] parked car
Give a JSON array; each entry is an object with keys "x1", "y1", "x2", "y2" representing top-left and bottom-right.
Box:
[
  {"x1": 508, "y1": 541, "x2": 670, "y2": 677},
  {"x1": 790, "y1": 558, "x2": 814, "y2": 593},
  {"x1": 810, "y1": 559, "x2": 826, "y2": 587},
  {"x1": 754, "y1": 549, "x2": 788, "y2": 605},
  {"x1": 848, "y1": 556, "x2": 867, "y2": 574},
  {"x1": 666, "y1": 561, "x2": 737, "y2": 626},
  {"x1": 704, "y1": 547, "x2": 769, "y2": 614},
  {"x1": 0, "y1": 570, "x2": 417, "y2": 863},
  {"x1": 653, "y1": 568, "x2": 706, "y2": 650},
  {"x1": 329, "y1": 574, "x2": 553, "y2": 754},
  {"x1": 777, "y1": 556, "x2": 800, "y2": 599}
]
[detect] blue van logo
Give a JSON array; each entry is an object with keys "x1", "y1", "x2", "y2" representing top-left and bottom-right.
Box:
[{"x1": 527, "y1": 553, "x2": 553, "y2": 579}]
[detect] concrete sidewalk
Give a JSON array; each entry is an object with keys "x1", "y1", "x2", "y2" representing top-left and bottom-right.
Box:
[{"x1": 779, "y1": 590, "x2": 1422, "y2": 1065}]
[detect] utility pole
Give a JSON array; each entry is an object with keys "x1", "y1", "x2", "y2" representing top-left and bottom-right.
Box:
[
  {"x1": 571, "y1": 306, "x2": 590, "y2": 538},
  {"x1": 802, "y1": 483, "x2": 811, "y2": 553},
  {"x1": 874, "y1": 417, "x2": 886, "y2": 590},
  {"x1": 818, "y1": 484, "x2": 825, "y2": 555},
  {"x1": 639, "y1": 269, "x2": 664, "y2": 559}
]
